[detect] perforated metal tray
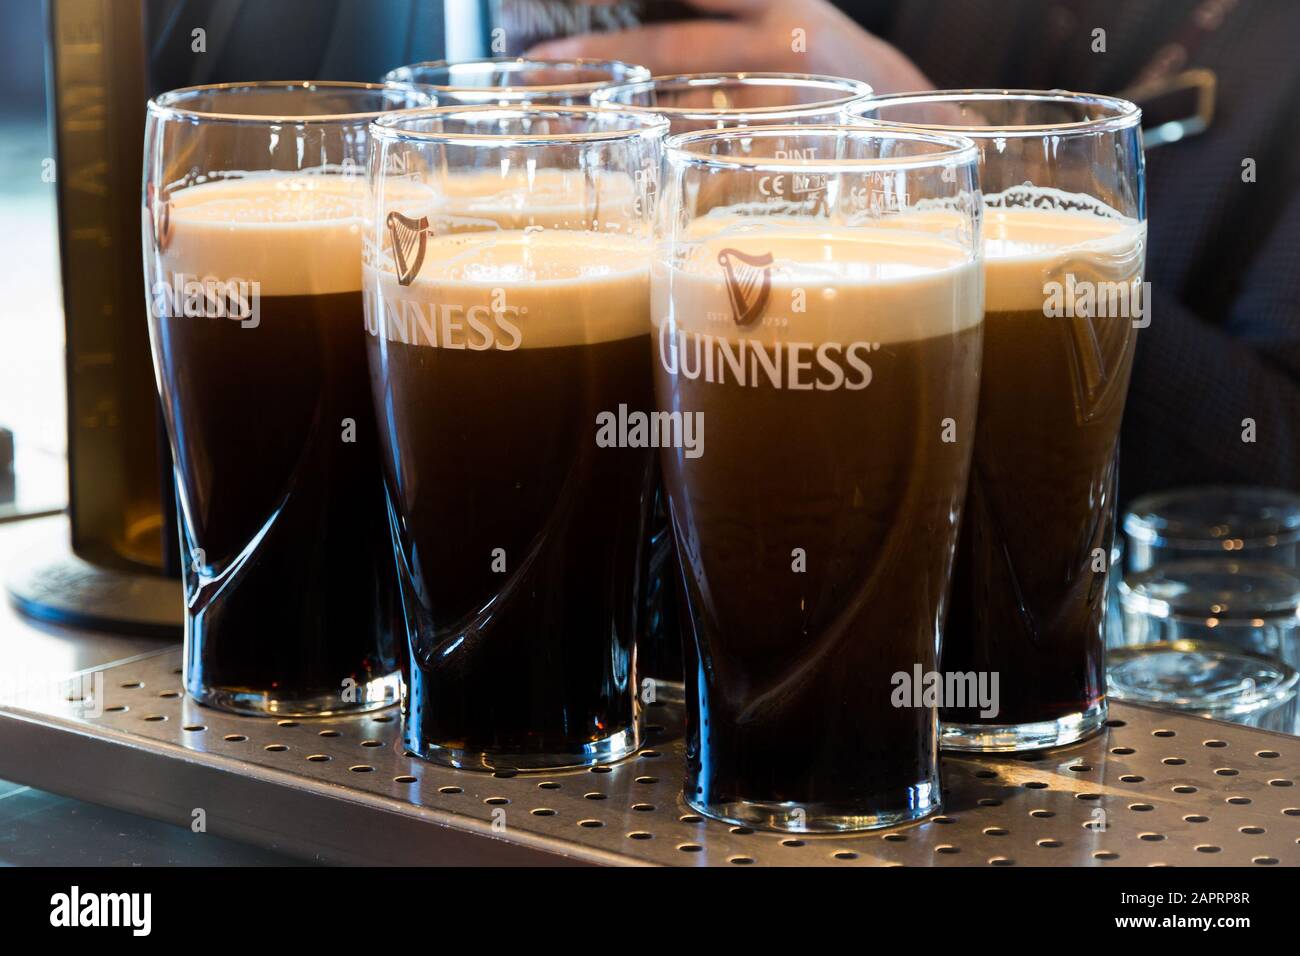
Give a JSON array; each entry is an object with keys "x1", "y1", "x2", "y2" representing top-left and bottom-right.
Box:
[{"x1": 1, "y1": 647, "x2": 1296, "y2": 866}]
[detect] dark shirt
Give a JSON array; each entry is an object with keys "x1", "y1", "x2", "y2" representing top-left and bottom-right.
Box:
[
  {"x1": 848, "y1": 0, "x2": 1300, "y2": 503},
  {"x1": 145, "y1": 0, "x2": 446, "y2": 92}
]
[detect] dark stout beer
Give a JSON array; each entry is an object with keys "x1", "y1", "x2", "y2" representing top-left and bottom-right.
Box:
[
  {"x1": 149, "y1": 175, "x2": 401, "y2": 712},
  {"x1": 942, "y1": 205, "x2": 1145, "y2": 733},
  {"x1": 657, "y1": 229, "x2": 982, "y2": 825},
  {"x1": 366, "y1": 230, "x2": 654, "y2": 769}
]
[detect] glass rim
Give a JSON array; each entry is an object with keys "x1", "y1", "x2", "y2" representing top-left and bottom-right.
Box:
[
  {"x1": 381, "y1": 56, "x2": 652, "y2": 94},
  {"x1": 665, "y1": 123, "x2": 980, "y2": 174},
  {"x1": 147, "y1": 80, "x2": 432, "y2": 125},
  {"x1": 850, "y1": 88, "x2": 1142, "y2": 138},
  {"x1": 1120, "y1": 560, "x2": 1300, "y2": 619},
  {"x1": 1124, "y1": 485, "x2": 1300, "y2": 547},
  {"x1": 591, "y1": 71, "x2": 874, "y2": 120},
  {"x1": 369, "y1": 103, "x2": 669, "y2": 146}
]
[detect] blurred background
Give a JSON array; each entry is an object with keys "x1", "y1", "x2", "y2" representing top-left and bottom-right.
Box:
[{"x1": 0, "y1": 0, "x2": 62, "y2": 521}]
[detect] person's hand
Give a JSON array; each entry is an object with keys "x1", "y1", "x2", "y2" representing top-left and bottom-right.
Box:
[{"x1": 526, "y1": 0, "x2": 931, "y2": 95}]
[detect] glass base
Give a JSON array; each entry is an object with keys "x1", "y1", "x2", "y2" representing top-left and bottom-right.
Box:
[
  {"x1": 1108, "y1": 640, "x2": 1299, "y2": 730},
  {"x1": 686, "y1": 782, "x2": 939, "y2": 834},
  {"x1": 188, "y1": 671, "x2": 402, "y2": 718},
  {"x1": 406, "y1": 725, "x2": 640, "y2": 772},
  {"x1": 940, "y1": 699, "x2": 1108, "y2": 752}
]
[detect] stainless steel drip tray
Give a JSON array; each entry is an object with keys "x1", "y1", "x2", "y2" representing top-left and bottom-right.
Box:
[{"x1": 0, "y1": 647, "x2": 1297, "y2": 866}]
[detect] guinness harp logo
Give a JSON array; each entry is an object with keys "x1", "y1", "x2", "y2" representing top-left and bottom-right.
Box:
[
  {"x1": 718, "y1": 248, "x2": 774, "y2": 327},
  {"x1": 386, "y1": 211, "x2": 429, "y2": 286},
  {"x1": 1067, "y1": 311, "x2": 1132, "y2": 424}
]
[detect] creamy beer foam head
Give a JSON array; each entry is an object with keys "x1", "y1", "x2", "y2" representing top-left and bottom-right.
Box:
[
  {"x1": 659, "y1": 224, "x2": 983, "y2": 347},
  {"x1": 159, "y1": 173, "x2": 368, "y2": 296},
  {"x1": 679, "y1": 189, "x2": 1144, "y2": 316},
  {"x1": 981, "y1": 191, "x2": 1146, "y2": 313},
  {"x1": 378, "y1": 168, "x2": 639, "y2": 233},
  {"x1": 369, "y1": 229, "x2": 650, "y2": 349}
]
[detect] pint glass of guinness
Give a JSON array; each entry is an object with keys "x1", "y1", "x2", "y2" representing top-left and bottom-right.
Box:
[
  {"x1": 383, "y1": 57, "x2": 650, "y2": 105},
  {"x1": 595, "y1": 72, "x2": 874, "y2": 705},
  {"x1": 366, "y1": 105, "x2": 668, "y2": 770},
  {"x1": 658, "y1": 126, "x2": 984, "y2": 831},
  {"x1": 143, "y1": 82, "x2": 430, "y2": 715},
  {"x1": 851, "y1": 91, "x2": 1146, "y2": 751}
]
